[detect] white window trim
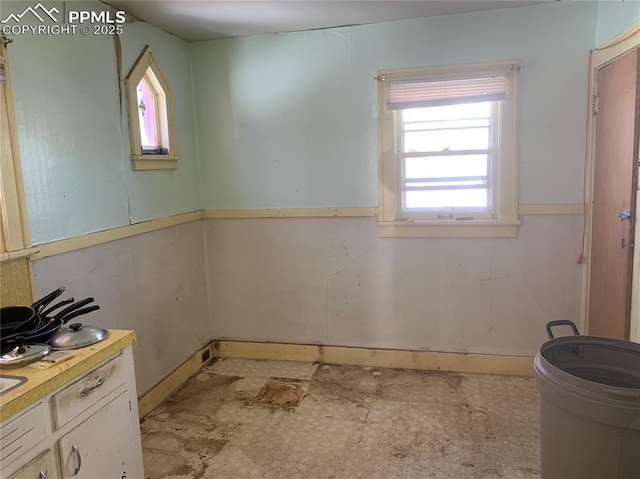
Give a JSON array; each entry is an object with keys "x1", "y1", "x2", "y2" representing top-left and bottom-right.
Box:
[
  {"x1": 1, "y1": 38, "x2": 30, "y2": 255},
  {"x1": 126, "y1": 46, "x2": 179, "y2": 171},
  {"x1": 377, "y1": 60, "x2": 521, "y2": 238}
]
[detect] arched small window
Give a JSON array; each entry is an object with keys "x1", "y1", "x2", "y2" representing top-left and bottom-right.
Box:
[{"x1": 126, "y1": 46, "x2": 179, "y2": 170}]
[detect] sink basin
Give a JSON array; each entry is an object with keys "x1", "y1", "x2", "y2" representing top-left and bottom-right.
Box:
[{"x1": 0, "y1": 375, "x2": 27, "y2": 396}]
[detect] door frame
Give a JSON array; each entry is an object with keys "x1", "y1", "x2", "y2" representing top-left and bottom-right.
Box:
[
  {"x1": 584, "y1": 22, "x2": 640, "y2": 341},
  {"x1": 0, "y1": 35, "x2": 31, "y2": 254}
]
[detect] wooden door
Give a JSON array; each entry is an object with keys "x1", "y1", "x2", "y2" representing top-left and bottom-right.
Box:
[{"x1": 588, "y1": 48, "x2": 640, "y2": 339}]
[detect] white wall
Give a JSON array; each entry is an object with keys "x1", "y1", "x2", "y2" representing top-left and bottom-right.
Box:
[
  {"x1": 205, "y1": 216, "x2": 583, "y2": 356},
  {"x1": 31, "y1": 222, "x2": 210, "y2": 394},
  {"x1": 4, "y1": 0, "x2": 209, "y2": 395},
  {"x1": 194, "y1": 1, "x2": 596, "y2": 356},
  {"x1": 12, "y1": 0, "x2": 629, "y2": 385}
]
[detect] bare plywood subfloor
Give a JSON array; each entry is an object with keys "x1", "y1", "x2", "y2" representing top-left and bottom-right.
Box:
[{"x1": 141, "y1": 358, "x2": 540, "y2": 479}]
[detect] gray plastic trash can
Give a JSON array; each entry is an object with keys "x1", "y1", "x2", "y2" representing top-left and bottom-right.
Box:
[{"x1": 534, "y1": 321, "x2": 640, "y2": 479}]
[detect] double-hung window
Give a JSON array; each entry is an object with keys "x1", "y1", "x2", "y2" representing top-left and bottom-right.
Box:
[{"x1": 377, "y1": 60, "x2": 521, "y2": 237}]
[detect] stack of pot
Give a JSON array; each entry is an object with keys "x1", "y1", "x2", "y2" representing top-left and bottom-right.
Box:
[{"x1": 0, "y1": 287, "x2": 105, "y2": 366}]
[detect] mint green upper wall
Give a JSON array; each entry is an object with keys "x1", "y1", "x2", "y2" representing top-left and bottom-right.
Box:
[
  {"x1": 5, "y1": 0, "x2": 625, "y2": 241},
  {"x1": 5, "y1": 1, "x2": 127, "y2": 244},
  {"x1": 191, "y1": 1, "x2": 598, "y2": 209},
  {"x1": 119, "y1": 21, "x2": 202, "y2": 225},
  {"x1": 4, "y1": 1, "x2": 201, "y2": 245},
  {"x1": 596, "y1": 0, "x2": 640, "y2": 46}
]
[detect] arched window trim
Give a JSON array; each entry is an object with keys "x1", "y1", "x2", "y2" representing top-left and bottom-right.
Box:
[{"x1": 126, "y1": 46, "x2": 179, "y2": 171}]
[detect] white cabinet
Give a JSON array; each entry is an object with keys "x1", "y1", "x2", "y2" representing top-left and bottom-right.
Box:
[
  {"x1": 1, "y1": 403, "x2": 47, "y2": 465},
  {"x1": 7, "y1": 449, "x2": 54, "y2": 479},
  {"x1": 58, "y1": 391, "x2": 141, "y2": 478},
  {"x1": 0, "y1": 344, "x2": 144, "y2": 479}
]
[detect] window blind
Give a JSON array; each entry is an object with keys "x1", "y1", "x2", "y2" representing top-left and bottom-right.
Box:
[{"x1": 386, "y1": 75, "x2": 507, "y2": 110}]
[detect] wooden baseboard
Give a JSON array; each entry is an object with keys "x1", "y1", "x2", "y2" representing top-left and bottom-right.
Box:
[
  {"x1": 137, "y1": 342, "x2": 214, "y2": 418},
  {"x1": 212, "y1": 341, "x2": 534, "y2": 377},
  {"x1": 138, "y1": 341, "x2": 533, "y2": 417}
]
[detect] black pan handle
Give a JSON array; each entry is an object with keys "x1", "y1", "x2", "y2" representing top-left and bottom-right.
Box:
[
  {"x1": 546, "y1": 320, "x2": 580, "y2": 339},
  {"x1": 53, "y1": 298, "x2": 95, "y2": 321},
  {"x1": 31, "y1": 287, "x2": 65, "y2": 314},
  {"x1": 59, "y1": 305, "x2": 100, "y2": 324},
  {"x1": 40, "y1": 297, "x2": 75, "y2": 317}
]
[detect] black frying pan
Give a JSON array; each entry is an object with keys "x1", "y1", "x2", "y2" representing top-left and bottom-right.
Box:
[
  {"x1": 31, "y1": 287, "x2": 65, "y2": 315},
  {"x1": 13, "y1": 297, "x2": 74, "y2": 339},
  {"x1": 49, "y1": 298, "x2": 94, "y2": 321},
  {"x1": 1, "y1": 298, "x2": 93, "y2": 343},
  {"x1": 29, "y1": 297, "x2": 91, "y2": 337},
  {"x1": 57, "y1": 305, "x2": 100, "y2": 324},
  {"x1": 40, "y1": 297, "x2": 75, "y2": 318},
  {"x1": 1, "y1": 305, "x2": 100, "y2": 348},
  {"x1": 2, "y1": 287, "x2": 67, "y2": 336},
  {"x1": 22, "y1": 297, "x2": 93, "y2": 338},
  {"x1": 0, "y1": 306, "x2": 39, "y2": 335}
]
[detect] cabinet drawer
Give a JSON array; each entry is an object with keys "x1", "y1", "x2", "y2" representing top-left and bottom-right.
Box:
[
  {"x1": 7, "y1": 449, "x2": 53, "y2": 479},
  {"x1": 0, "y1": 403, "x2": 46, "y2": 467},
  {"x1": 51, "y1": 353, "x2": 127, "y2": 429}
]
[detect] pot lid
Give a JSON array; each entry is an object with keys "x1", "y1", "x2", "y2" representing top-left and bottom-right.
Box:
[
  {"x1": 0, "y1": 341, "x2": 51, "y2": 367},
  {"x1": 50, "y1": 323, "x2": 109, "y2": 350}
]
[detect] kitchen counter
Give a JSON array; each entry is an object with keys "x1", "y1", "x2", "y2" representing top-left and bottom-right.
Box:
[{"x1": 0, "y1": 329, "x2": 136, "y2": 421}]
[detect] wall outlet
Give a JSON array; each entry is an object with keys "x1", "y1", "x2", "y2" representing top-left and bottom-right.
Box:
[{"x1": 201, "y1": 348, "x2": 211, "y2": 363}]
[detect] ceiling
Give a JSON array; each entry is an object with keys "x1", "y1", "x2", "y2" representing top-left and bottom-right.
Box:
[{"x1": 104, "y1": 0, "x2": 548, "y2": 42}]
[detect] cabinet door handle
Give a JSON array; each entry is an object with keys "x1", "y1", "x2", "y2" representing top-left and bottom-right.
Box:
[
  {"x1": 80, "y1": 377, "x2": 104, "y2": 395},
  {"x1": 71, "y1": 444, "x2": 82, "y2": 475},
  {"x1": 39, "y1": 472, "x2": 47, "y2": 479}
]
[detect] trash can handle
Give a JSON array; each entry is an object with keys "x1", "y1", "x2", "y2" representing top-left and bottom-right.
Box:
[{"x1": 546, "y1": 320, "x2": 580, "y2": 339}]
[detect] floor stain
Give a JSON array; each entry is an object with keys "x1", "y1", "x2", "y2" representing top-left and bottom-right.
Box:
[
  {"x1": 518, "y1": 466, "x2": 541, "y2": 475},
  {"x1": 446, "y1": 374, "x2": 464, "y2": 390},
  {"x1": 249, "y1": 380, "x2": 305, "y2": 409},
  {"x1": 183, "y1": 437, "x2": 227, "y2": 456},
  {"x1": 470, "y1": 409, "x2": 491, "y2": 422}
]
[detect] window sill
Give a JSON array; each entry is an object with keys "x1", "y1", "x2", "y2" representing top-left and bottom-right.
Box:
[
  {"x1": 131, "y1": 155, "x2": 180, "y2": 171},
  {"x1": 377, "y1": 219, "x2": 520, "y2": 238}
]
